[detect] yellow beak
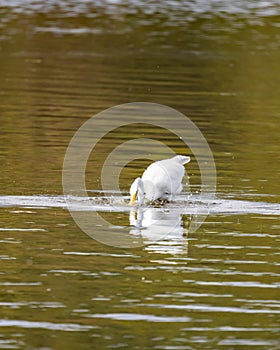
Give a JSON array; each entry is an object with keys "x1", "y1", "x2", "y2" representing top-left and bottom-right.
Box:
[{"x1": 130, "y1": 193, "x2": 137, "y2": 205}]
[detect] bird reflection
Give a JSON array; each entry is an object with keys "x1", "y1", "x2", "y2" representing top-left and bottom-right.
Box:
[{"x1": 129, "y1": 206, "x2": 187, "y2": 242}]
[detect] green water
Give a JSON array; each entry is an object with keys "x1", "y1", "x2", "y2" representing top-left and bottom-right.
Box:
[{"x1": 0, "y1": 1, "x2": 280, "y2": 349}]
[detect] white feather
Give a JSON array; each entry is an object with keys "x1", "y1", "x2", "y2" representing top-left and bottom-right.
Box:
[{"x1": 130, "y1": 155, "x2": 190, "y2": 205}]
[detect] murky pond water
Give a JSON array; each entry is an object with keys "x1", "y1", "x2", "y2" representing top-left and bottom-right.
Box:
[{"x1": 1, "y1": 1, "x2": 280, "y2": 349}]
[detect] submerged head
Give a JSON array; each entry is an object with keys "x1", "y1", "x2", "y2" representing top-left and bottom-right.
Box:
[{"x1": 129, "y1": 177, "x2": 144, "y2": 205}]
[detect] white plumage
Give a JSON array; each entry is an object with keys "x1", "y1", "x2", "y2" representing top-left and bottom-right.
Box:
[{"x1": 129, "y1": 155, "x2": 190, "y2": 205}]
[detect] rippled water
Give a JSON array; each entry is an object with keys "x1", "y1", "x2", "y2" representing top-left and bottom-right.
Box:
[{"x1": 1, "y1": 0, "x2": 280, "y2": 349}]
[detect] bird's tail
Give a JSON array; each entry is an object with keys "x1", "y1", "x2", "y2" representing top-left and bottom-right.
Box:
[{"x1": 174, "y1": 155, "x2": 191, "y2": 165}]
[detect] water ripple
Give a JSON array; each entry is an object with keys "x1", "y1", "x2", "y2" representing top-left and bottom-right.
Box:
[
  {"x1": 1, "y1": 0, "x2": 280, "y2": 19},
  {"x1": 184, "y1": 280, "x2": 280, "y2": 289},
  {"x1": 63, "y1": 251, "x2": 139, "y2": 258},
  {"x1": 139, "y1": 303, "x2": 280, "y2": 314},
  {"x1": 0, "y1": 228, "x2": 47, "y2": 232},
  {"x1": 0, "y1": 282, "x2": 42, "y2": 286},
  {"x1": 87, "y1": 313, "x2": 192, "y2": 323},
  {"x1": 0, "y1": 319, "x2": 93, "y2": 331},
  {"x1": 0, "y1": 301, "x2": 64, "y2": 309},
  {"x1": 0, "y1": 195, "x2": 279, "y2": 216}
]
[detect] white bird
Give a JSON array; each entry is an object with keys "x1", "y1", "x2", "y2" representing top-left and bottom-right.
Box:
[{"x1": 129, "y1": 155, "x2": 190, "y2": 205}]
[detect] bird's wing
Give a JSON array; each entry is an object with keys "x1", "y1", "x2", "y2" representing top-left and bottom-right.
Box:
[{"x1": 142, "y1": 159, "x2": 185, "y2": 195}]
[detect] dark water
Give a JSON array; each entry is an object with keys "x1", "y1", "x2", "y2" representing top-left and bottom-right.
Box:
[{"x1": 1, "y1": 1, "x2": 280, "y2": 349}]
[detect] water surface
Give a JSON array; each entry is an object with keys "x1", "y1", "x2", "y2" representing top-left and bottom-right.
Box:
[{"x1": 0, "y1": 1, "x2": 280, "y2": 349}]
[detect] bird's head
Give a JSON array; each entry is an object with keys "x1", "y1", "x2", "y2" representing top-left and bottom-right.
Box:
[{"x1": 129, "y1": 177, "x2": 144, "y2": 205}]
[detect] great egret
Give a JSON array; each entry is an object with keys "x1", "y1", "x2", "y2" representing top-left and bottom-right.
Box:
[{"x1": 129, "y1": 155, "x2": 190, "y2": 205}]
